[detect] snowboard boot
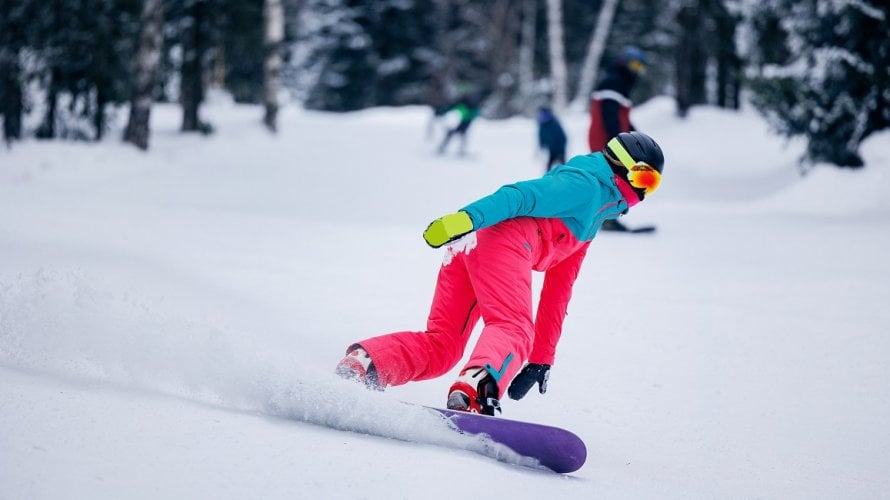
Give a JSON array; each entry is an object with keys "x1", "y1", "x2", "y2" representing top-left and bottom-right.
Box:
[
  {"x1": 446, "y1": 366, "x2": 501, "y2": 415},
  {"x1": 335, "y1": 345, "x2": 383, "y2": 391}
]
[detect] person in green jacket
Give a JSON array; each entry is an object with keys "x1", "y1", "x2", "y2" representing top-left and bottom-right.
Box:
[{"x1": 437, "y1": 92, "x2": 481, "y2": 156}]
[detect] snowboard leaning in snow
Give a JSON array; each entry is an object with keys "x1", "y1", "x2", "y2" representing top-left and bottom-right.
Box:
[{"x1": 429, "y1": 407, "x2": 587, "y2": 473}]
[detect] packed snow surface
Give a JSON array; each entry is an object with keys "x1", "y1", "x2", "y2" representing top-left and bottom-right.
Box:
[{"x1": 1, "y1": 95, "x2": 888, "y2": 499}]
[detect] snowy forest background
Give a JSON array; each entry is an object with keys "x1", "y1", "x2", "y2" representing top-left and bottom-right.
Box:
[
  {"x1": 2, "y1": 1, "x2": 890, "y2": 496},
  {"x1": 0, "y1": 0, "x2": 888, "y2": 166}
]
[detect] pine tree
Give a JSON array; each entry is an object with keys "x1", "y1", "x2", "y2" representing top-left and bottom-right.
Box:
[
  {"x1": 295, "y1": 0, "x2": 439, "y2": 111},
  {"x1": 369, "y1": 0, "x2": 439, "y2": 106},
  {"x1": 298, "y1": 0, "x2": 376, "y2": 111},
  {"x1": 746, "y1": 0, "x2": 890, "y2": 167},
  {"x1": 220, "y1": 0, "x2": 265, "y2": 104},
  {"x1": 439, "y1": 1, "x2": 491, "y2": 98}
]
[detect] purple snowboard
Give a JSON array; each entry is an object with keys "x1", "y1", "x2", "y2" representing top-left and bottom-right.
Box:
[{"x1": 431, "y1": 407, "x2": 587, "y2": 473}]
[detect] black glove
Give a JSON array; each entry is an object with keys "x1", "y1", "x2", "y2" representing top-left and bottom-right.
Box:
[{"x1": 507, "y1": 363, "x2": 551, "y2": 400}]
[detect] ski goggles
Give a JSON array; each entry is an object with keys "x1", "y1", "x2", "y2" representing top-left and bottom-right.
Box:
[
  {"x1": 627, "y1": 59, "x2": 646, "y2": 76},
  {"x1": 607, "y1": 137, "x2": 662, "y2": 195}
]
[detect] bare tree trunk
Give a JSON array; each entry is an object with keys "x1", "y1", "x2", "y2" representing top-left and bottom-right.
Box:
[
  {"x1": 94, "y1": 75, "x2": 108, "y2": 140},
  {"x1": 181, "y1": 0, "x2": 208, "y2": 132},
  {"x1": 124, "y1": 0, "x2": 164, "y2": 150},
  {"x1": 516, "y1": 0, "x2": 537, "y2": 115},
  {"x1": 570, "y1": 0, "x2": 619, "y2": 112},
  {"x1": 545, "y1": 0, "x2": 567, "y2": 110},
  {"x1": 486, "y1": 0, "x2": 519, "y2": 118},
  {"x1": 263, "y1": 0, "x2": 284, "y2": 132},
  {"x1": 36, "y1": 67, "x2": 59, "y2": 139}
]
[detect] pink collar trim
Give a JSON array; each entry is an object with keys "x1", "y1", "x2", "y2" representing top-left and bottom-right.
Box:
[{"x1": 614, "y1": 175, "x2": 641, "y2": 208}]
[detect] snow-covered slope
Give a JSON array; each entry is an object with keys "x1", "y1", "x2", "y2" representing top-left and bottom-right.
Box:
[{"x1": 1, "y1": 96, "x2": 888, "y2": 499}]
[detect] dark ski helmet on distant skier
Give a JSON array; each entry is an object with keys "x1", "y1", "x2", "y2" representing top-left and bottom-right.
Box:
[
  {"x1": 618, "y1": 46, "x2": 646, "y2": 76},
  {"x1": 604, "y1": 131, "x2": 664, "y2": 199}
]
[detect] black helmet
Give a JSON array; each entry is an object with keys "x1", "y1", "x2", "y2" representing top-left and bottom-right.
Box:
[
  {"x1": 618, "y1": 46, "x2": 646, "y2": 75},
  {"x1": 605, "y1": 131, "x2": 664, "y2": 173},
  {"x1": 604, "y1": 131, "x2": 664, "y2": 198}
]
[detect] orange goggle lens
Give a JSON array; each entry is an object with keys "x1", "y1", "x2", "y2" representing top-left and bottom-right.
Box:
[
  {"x1": 627, "y1": 163, "x2": 661, "y2": 194},
  {"x1": 627, "y1": 59, "x2": 646, "y2": 75}
]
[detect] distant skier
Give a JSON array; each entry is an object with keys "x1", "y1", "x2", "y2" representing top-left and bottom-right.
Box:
[
  {"x1": 436, "y1": 88, "x2": 481, "y2": 156},
  {"x1": 588, "y1": 46, "x2": 646, "y2": 152},
  {"x1": 537, "y1": 106, "x2": 567, "y2": 172},
  {"x1": 336, "y1": 131, "x2": 665, "y2": 415},
  {"x1": 588, "y1": 46, "x2": 650, "y2": 232}
]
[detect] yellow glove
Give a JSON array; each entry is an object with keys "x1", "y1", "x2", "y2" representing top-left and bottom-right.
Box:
[{"x1": 423, "y1": 211, "x2": 474, "y2": 248}]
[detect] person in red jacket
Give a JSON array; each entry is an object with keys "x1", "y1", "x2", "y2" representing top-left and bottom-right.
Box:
[{"x1": 588, "y1": 46, "x2": 648, "y2": 232}]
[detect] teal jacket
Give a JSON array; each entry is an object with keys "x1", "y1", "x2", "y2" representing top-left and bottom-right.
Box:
[{"x1": 461, "y1": 152, "x2": 627, "y2": 242}]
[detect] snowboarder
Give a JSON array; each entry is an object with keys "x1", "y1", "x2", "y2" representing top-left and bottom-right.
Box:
[
  {"x1": 588, "y1": 46, "x2": 650, "y2": 232},
  {"x1": 537, "y1": 106, "x2": 567, "y2": 172},
  {"x1": 336, "y1": 131, "x2": 665, "y2": 415}
]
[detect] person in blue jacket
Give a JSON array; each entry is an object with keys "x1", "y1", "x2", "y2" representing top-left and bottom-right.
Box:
[
  {"x1": 537, "y1": 106, "x2": 568, "y2": 172},
  {"x1": 337, "y1": 131, "x2": 665, "y2": 415}
]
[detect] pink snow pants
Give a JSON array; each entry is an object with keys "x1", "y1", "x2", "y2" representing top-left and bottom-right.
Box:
[{"x1": 355, "y1": 218, "x2": 541, "y2": 396}]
